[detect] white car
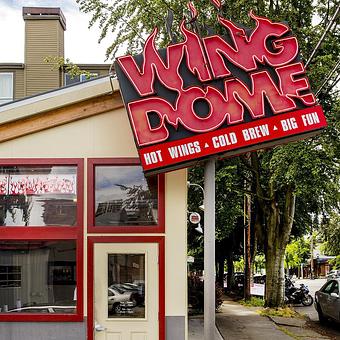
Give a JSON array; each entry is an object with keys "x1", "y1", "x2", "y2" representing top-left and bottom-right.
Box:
[
  {"x1": 108, "y1": 286, "x2": 134, "y2": 314},
  {"x1": 314, "y1": 279, "x2": 340, "y2": 324},
  {"x1": 326, "y1": 269, "x2": 340, "y2": 281}
]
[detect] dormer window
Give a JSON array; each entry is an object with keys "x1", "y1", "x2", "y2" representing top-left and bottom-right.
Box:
[
  {"x1": 0, "y1": 73, "x2": 13, "y2": 105},
  {"x1": 64, "y1": 72, "x2": 99, "y2": 86}
]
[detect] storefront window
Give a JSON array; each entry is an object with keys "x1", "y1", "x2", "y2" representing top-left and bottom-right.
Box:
[
  {"x1": 0, "y1": 165, "x2": 77, "y2": 226},
  {"x1": 108, "y1": 254, "x2": 145, "y2": 318},
  {"x1": 0, "y1": 240, "x2": 76, "y2": 314},
  {"x1": 95, "y1": 166, "x2": 158, "y2": 226}
]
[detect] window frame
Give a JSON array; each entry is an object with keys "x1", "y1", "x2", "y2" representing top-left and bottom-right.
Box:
[
  {"x1": 87, "y1": 158, "x2": 165, "y2": 234},
  {"x1": 0, "y1": 72, "x2": 14, "y2": 104},
  {"x1": 0, "y1": 158, "x2": 84, "y2": 322}
]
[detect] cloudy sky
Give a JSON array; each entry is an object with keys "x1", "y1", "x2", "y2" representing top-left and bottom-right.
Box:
[{"x1": 0, "y1": 0, "x2": 110, "y2": 63}]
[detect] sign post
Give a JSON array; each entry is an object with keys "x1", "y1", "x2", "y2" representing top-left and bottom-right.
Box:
[{"x1": 204, "y1": 159, "x2": 215, "y2": 339}]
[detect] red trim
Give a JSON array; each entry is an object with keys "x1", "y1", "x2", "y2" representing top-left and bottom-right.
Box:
[
  {"x1": 87, "y1": 158, "x2": 165, "y2": 233},
  {"x1": 0, "y1": 158, "x2": 84, "y2": 322},
  {"x1": 87, "y1": 236, "x2": 165, "y2": 340}
]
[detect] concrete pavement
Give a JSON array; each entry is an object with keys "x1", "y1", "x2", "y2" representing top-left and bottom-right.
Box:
[
  {"x1": 189, "y1": 296, "x2": 335, "y2": 340},
  {"x1": 215, "y1": 299, "x2": 292, "y2": 340},
  {"x1": 189, "y1": 316, "x2": 223, "y2": 340}
]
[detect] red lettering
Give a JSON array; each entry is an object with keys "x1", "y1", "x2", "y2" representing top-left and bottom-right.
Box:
[
  {"x1": 225, "y1": 71, "x2": 296, "y2": 119},
  {"x1": 117, "y1": 21, "x2": 212, "y2": 96},
  {"x1": 128, "y1": 69, "x2": 305, "y2": 146},
  {"x1": 203, "y1": 12, "x2": 298, "y2": 77},
  {"x1": 175, "y1": 86, "x2": 243, "y2": 131},
  {"x1": 276, "y1": 63, "x2": 316, "y2": 106},
  {"x1": 128, "y1": 98, "x2": 175, "y2": 145}
]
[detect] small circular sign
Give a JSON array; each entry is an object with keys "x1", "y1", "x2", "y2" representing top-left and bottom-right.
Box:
[{"x1": 189, "y1": 212, "x2": 201, "y2": 224}]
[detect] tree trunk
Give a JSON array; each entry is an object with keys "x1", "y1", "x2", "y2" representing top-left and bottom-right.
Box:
[
  {"x1": 216, "y1": 255, "x2": 225, "y2": 287},
  {"x1": 264, "y1": 186, "x2": 296, "y2": 307},
  {"x1": 265, "y1": 244, "x2": 286, "y2": 307},
  {"x1": 250, "y1": 152, "x2": 296, "y2": 307},
  {"x1": 226, "y1": 251, "x2": 235, "y2": 291}
]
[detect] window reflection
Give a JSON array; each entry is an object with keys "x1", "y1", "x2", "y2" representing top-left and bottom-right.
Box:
[
  {"x1": 95, "y1": 166, "x2": 158, "y2": 226},
  {"x1": 108, "y1": 254, "x2": 145, "y2": 318},
  {"x1": 0, "y1": 166, "x2": 77, "y2": 226},
  {"x1": 0, "y1": 241, "x2": 76, "y2": 314}
]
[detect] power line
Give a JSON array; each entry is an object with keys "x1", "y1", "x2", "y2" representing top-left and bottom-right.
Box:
[
  {"x1": 316, "y1": 56, "x2": 340, "y2": 96},
  {"x1": 305, "y1": 3, "x2": 340, "y2": 69}
]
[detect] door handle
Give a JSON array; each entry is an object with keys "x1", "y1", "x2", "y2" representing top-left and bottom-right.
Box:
[{"x1": 95, "y1": 322, "x2": 106, "y2": 332}]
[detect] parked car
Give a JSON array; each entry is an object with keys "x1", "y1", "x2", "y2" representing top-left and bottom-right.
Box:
[
  {"x1": 110, "y1": 283, "x2": 144, "y2": 305},
  {"x1": 108, "y1": 286, "x2": 135, "y2": 314},
  {"x1": 314, "y1": 278, "x2": 340, "y2": 324},
  {"x1": 326, "y1": 270, "x2": 340, "y2": 281},
  {"x1": 253, "y1": 275, "x2": 266, "y2": 284}
]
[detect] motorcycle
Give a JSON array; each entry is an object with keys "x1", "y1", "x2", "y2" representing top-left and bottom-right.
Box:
[{"x1": 285, "y1": 282, "x2": 314, "y2": 306}]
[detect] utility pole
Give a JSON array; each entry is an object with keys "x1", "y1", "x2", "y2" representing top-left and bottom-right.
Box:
[
  {"x1": 310, "y1": 218, "x2": 314, "y2": 279},
  {"x1": 244, "y1": 193, "x2": 251, "y2": 300}
]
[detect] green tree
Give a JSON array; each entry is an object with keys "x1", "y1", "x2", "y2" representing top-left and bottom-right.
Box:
[
  {"x1": 285, "y1": 237, "x2": 310, "y2": 276},
  {"x1": 321, "y1": 212, "x2": 340, "y2": 255},
  {"x1": 77, "y1": 0, "x2": 340, "y2": 307},
  {"x1": 187, "y1": 159, "x2": 243, "y2": 287}
]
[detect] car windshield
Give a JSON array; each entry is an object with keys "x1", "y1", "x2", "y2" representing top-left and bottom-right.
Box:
[{"x1": 111, "y1": 286, "x2": 125, "y2": 294}]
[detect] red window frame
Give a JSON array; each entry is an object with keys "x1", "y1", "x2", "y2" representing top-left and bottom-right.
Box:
[
  {"x1": 0, "y1": 158, "x2": 84, "y2": 322},
  {"x1": 87, "y1": 158, "x2": 165, "y2": 233}
]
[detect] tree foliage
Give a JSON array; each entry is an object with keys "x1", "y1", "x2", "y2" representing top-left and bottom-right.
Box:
[
  {"x1": 285, "y1": 237, "x2": 310, "y2": 270},
  {"x1": 77, "y1": 0, "x2": 340, "y2": 307},
  {"x1": 321, "y1": 212, "x2": 340, "y2": 255}
]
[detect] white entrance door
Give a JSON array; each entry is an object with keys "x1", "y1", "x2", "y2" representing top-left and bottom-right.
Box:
[{"x1": 94, "y1": 243, "x2": 159, "y2": 340}]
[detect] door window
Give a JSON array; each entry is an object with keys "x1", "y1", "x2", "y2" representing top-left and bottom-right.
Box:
[{"x1": 107, "y1": 253, "x2": 145, "y2": 318}]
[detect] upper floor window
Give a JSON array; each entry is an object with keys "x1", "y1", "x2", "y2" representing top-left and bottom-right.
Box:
[
  {"x1": 95, "y1": 165, "x2": 158, "y2": 226},
  {"x1": 88, "y1": 158, "x2": 165, "y2": 233},
  {"x1": 64, "y1": 72, "x2": 99, "y2": 86},
  {"x1": 0, "y1": 73, "x2": 13, "y2": 105},
  {"x1": 0, "y1": 165, "x2": 77, "y2": 227}
]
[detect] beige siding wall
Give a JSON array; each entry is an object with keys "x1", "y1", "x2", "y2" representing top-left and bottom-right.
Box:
[
  {"x1": 24, "y1": 19, "x2": 63, "y2": 96},
  {"x1": 0, "y1": 69, "x2": 25, "y2": 100},
  {"x1": 14, "y1": 69, "x2": 25, "y2": 99},
  {"x1": 0, "y1": 108, "x2": 188, "y2": 327}
]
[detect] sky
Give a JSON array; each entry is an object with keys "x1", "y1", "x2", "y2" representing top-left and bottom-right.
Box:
[{"x1": 0, "y1": 0, "x2": 111, "y2": 64}]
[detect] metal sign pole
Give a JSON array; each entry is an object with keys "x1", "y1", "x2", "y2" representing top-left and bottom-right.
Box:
[{"x1": 204, "y1": 158, "x2": 215, "y2": 339}]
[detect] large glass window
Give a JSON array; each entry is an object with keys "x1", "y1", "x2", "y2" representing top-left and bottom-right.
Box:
[
  {"x1": 95, "y1": 166, "x2": 158, "y2": 226},
  {"x1": 0, "y1": 241, "x2": 76, "y2": 314},
  {"x1": 0, "y1": 73, "x2": 13, "y2": 105},
  {"x1": 0, "y1": 165, "x2": 77, "y2": 226},
  {"x1": 0, "y1": 159, "x2": 83, "y2": 322},
  {"x1": 108, "y1": 254, "x2": 145, "y2": 318}
]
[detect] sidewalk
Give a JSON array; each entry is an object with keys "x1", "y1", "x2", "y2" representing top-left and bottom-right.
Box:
[{"x1": 189, "y1": 297, "x2": 332, "y2": 340}]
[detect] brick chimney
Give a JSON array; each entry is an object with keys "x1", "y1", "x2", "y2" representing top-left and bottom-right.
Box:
[{"x1": 23, "y1": 7, "x2": 66, "y2": 96}]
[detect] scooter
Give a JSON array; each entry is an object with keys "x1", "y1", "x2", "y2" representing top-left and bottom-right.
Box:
[{"x1": 285, "y1": 282, "x2": 313, "y2": 306}]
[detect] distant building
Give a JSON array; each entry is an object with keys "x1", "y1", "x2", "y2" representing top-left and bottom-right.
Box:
[{"x1": 0, "y1": 7, "x2": 110, "y2": 104}]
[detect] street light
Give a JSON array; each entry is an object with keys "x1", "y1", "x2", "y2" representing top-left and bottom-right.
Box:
[{"x1": 187, "y1": 181, "x2": 204, "y2": 199}]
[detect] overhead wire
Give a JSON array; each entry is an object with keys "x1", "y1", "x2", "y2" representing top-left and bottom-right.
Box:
[
  {"x1": 315, "y1": 56, "x2": 340, "y2": 96},
  {"x1": 305, "y1": 3, "x2": 340, "y2": 69}
]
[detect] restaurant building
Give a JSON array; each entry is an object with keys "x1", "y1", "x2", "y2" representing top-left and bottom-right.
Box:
[{"x1": 0, "y1": 76, "x2": 188, "y2": 340}]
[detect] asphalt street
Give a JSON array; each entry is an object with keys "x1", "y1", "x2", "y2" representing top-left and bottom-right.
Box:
[{"x1": 293, "y1": 278, "x2": 340, "y2": 338}]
